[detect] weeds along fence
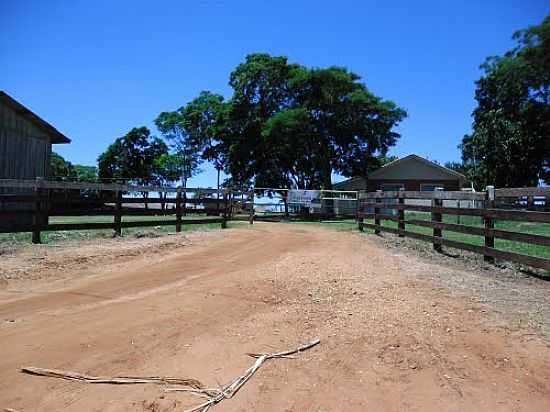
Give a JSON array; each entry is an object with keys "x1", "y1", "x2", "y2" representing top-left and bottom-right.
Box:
[
  {"x1": 357, "y1": 187, "x2": 550, "y2": 271},
  {"x1": 0, "y1": 179, "x2": 229, "y2": 243}
]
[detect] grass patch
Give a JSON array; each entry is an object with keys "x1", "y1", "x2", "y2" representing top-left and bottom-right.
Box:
[
  {"x1": 0, "y1": 215, "x2": 241, "y2": 244},
  {"x1": 361, "y1": 211, "x2": 550, "y2": 260}
]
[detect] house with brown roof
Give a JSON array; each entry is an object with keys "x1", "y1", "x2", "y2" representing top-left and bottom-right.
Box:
[{"x1": 333, "y1": 154, "x2": 466, "y2": 192}]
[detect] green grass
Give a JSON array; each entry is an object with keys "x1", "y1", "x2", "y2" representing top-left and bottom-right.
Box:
[
  {"x1": 0, "y1": 215, "x2": 242, "y2": 244},
  {"x1": 276, "y1": 212, "x2": 549, "y2": 260},
  {"x1": 362, "y1": 211, "x2": 550, "y2": 260}
]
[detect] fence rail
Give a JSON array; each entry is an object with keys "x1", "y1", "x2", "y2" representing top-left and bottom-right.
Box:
[
  {"x1": 1, "y1": 180, "x2": 549, "y2": 272},
  {"x1": 0, "y1": 178, "x2": 222, "y2": 194},
  {"x1": 358, "y1": 188, "x2": 550, "y2": 271},
  {"x1": 0, "y1": 180, "x2": 229, "y2": 242}
]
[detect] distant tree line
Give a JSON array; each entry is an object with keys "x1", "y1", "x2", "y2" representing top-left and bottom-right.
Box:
[
  {"x1": 92, "y1": 54, "x2": 407, "y2": 192},
  {"x1": 52, "y1": 15, "x2": 549, "y2": 191},
  {"x1": 50, "y1": 152, "x2": 98, "y2": 182}
]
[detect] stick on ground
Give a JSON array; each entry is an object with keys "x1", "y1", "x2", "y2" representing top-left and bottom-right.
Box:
[
  {"x1": 178, "y1": 338, "x2": 321, "y2": 412},
  {"x1": 21, "y1": 366, "x2": 203, "y2": 388},
  {"x1": 20, "y1": 338, "x2": 320, "y2": 412}
]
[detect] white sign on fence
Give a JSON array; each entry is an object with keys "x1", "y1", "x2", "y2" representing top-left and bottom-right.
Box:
[{"x1": 288, "y1": 190, "x2": 321, "y2": 209}]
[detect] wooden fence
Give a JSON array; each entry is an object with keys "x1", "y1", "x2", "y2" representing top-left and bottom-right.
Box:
[
  {"x1": 1, "y1": 179, "x2": 549, "y2": 272},
  {"x1": 0, "y1": 179, "x2": 229, "y2": 243},
  {"x1": 357, "y1": 187, "x2": 550, "y2": 271}
]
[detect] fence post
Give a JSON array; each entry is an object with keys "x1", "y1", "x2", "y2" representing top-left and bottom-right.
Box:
[
  {"x1": 176, "y1": 189, "x2": 182, "y2": 233},
  {"x1": 374, "y1": 190, "x2": 382, "y2": 234},
  {"x1": 432, "y1": 188, "x2": 443, "y2": 252},
  {"x1": 113, "y1": 190, "x2": 122, "y2": 236},
  {"x1": 31, "y1": 183, "x2": 42, "y2": 244},
  {"x1": 249, "y1": 190, "x2": 255, "y2": 225},
  {"x1": 183, "y1": 188, "x2": 187, "y2": 217},
  {"x1": 484, "y1": 185, "x2": 495, "y2": 263},
  {"x1": 221, "y1": 191, "x2": 228, "y2": 229},
  {"x1": 356, "y1": 192, "x2": 364, "y2": 231},
  {"x1": 398, "y1": 189, "x2": 405, "y2": 236}
]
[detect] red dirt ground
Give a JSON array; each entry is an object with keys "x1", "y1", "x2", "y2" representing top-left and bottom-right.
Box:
[{"x1": 1, "y1": 223, "x2": 549, "y2": 411}]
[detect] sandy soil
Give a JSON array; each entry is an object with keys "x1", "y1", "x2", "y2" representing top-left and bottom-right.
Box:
[{"x1": 1, "y1": 223, "x2": 549, "y2": 411}]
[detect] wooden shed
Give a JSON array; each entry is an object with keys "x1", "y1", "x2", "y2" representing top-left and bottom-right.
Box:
[
  {"x1": 0, "y1": 91, "x2": 71, "y2": 229},
  {"x1": 0, "y1": 91, "x2": 70, "y2": 180}
]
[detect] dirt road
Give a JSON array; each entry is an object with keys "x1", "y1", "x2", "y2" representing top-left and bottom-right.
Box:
[{"x1": 1, "y1": 223, "x2": 550, "y2": 411}]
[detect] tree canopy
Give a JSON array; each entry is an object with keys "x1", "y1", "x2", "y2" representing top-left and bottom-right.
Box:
[
  {"x1": 50, "y1": 152, "x2": 98, "y2": 182},
  {"x1": 97, "y1": 126, "x2": 168, "y2": 185},
  {"x1": 171, "y1": 53, "x2": 406, "y2": 190},
  {"x1": 460, "y1": 15, "x2": 550, "y2": 188}
]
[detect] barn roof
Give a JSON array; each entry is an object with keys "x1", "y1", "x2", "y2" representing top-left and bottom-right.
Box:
[
  {"x1": 368, "y1": 154, "x2": 466, "y2": 180},
  {"x1": 0, "y1": 91, "x2": 71, "y2": 144}
]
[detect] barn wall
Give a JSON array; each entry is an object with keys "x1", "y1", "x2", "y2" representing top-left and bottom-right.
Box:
[
  {"x1": 0, "y1": 100, "x2": 53, "y2": 227},
  {"x1": 0, "y1": 100, "x2": 51, "y2": 180}
]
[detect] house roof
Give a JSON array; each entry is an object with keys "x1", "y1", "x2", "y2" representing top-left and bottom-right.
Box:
[
  {"x1": 332, "y1": 176, "x2": 367, "y2": 190},
  {"x1": 0, "y1": 91, "x2": 71, "y2": 144},
  {"x1": 368, "y1": 154, "x2": 466, "y2": 181}
]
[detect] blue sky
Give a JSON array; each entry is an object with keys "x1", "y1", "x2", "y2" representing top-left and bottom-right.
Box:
[{"x1": 1, "y1": 0, "x2": 548, "y2": 187}]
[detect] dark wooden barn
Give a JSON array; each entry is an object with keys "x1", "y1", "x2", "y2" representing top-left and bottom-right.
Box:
[
  {"x1": 0, "y1": 91, "x2": 71, "y2": 228},
  {"x1": 0, "y1": 91, "x2": 70, "y2": 180}
]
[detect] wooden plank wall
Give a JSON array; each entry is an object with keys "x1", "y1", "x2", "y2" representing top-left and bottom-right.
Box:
[{"x1": 0, "y1": 101, "x2": 51, "y2": 180}]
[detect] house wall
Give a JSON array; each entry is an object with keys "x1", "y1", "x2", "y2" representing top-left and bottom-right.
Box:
[{"x1": 368, "y1": 178, "x2": 460, "y2": 191}]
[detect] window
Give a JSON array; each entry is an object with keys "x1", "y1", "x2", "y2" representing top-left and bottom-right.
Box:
[
  {"x1": 381, "y1": 183, "x2": 404, "y2": 191},
  {"x1": 420, "y1": 183, "x2": 445, "y2": 192}
]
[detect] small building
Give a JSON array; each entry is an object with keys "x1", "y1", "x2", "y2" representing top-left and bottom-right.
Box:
[
  {"x1": 333, "y1": 154, "x2": 466, "y2": 192},
  {"x1": 0, "y1": 91, "x2": 71, "y2": 180}
]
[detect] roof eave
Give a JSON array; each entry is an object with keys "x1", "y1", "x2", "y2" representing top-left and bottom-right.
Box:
[{"x1": 0, "y1": 91, "x2": 71, "y2": 144}]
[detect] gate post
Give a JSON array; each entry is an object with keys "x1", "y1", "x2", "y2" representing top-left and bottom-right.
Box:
[
  {"x1": 484, "y1": 185, "x2": 495, "y2": 263},
  {"x1": 248, "y1": 189, "x2": 255, "y2": 225}
]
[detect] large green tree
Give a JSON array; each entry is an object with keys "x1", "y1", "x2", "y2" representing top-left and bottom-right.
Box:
[
  {"x1": 223, "y1": 54, "x2": 406, "y2": 190},
  {"x1": 224, "y1": 54, "x2": 300, "y2": 189},
  {"x1": 97, "y1": 126, "x2": 168, "y2": 185},
  {"x1": 460, "y1": 15, "x2": 550, "y2": 188},
  {"x1": 155, "y1": 109, "x2": 203, "y2": 189},
  {"x1": 179, "y1": 91, "x2": 228, "y2": 194}
]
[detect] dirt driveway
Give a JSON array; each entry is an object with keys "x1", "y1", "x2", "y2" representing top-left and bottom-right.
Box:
[{"x1": 1, "y1": 223, "x2": 549, "y2": 411}]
